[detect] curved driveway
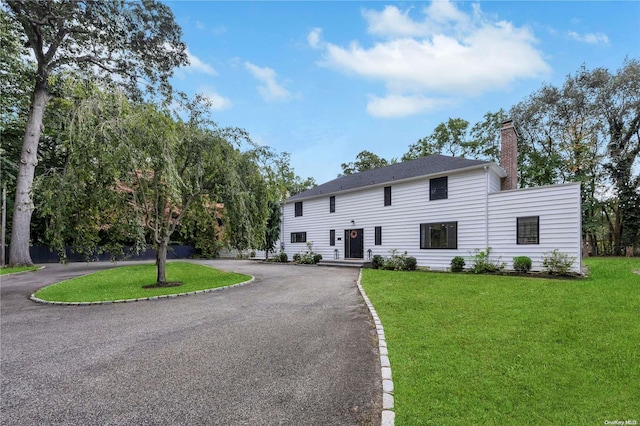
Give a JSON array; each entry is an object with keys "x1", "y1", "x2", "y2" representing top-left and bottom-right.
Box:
[{"x1": 1, "y1": 260, "x2": 381, "y2": 425}]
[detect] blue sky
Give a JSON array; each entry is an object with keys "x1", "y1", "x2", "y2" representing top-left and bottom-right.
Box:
[{"x1": 166, "y1": 1, "x2": 640, "y2": 184}]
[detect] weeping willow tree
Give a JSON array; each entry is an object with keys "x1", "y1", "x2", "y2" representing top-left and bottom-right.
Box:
[{"x1": 38, "y1": 90, "x2": 269, "y2": 285}]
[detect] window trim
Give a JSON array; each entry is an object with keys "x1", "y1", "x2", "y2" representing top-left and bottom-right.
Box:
[
  {"x1": 294, "y1": 201, "x2": 303, "y2": 217},
  {"x1": 384, "y1": 186, "x2": 392, "y2": 206},
  {"x1": 374, "y1": 226, "x2": 382, "y2": 246},
  {"x1": 329, "y1": 196, "x2": 335, "y2": 213},
  {"x1": 329, "y1": 229, "x2": 335, "y2": 246},
  {"x1": 290, "y1": 232, "x2": 307, "y2": 243},
  {"x1": 420, "y1": 221, "x2": 458, "y2": 249},
  {"x1": 517, "y1": 216, "x2": 540, "y2": 245},
  {"x1": 429, "y1": 176, "x2": 448, "y2": 201}
]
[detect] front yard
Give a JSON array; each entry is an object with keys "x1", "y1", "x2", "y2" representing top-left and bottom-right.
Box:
[{"x1": 361, "y1": 258, "x2": 639, "y2": 425}]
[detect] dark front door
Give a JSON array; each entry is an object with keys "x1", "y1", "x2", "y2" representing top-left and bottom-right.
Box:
[{"x1": 345, "y1": 228, "x2": 364, "y2": 259}]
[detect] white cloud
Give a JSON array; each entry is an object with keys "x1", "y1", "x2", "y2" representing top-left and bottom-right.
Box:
[
  {"x1": 205, "y1": 92, "x2": 232, "y2": 110},
  {"x1": 363, "y1": 3, "x2": 469, "y2": 38},
  {"x1": 568, "y1": 31, "x2": 610, "y2": 45},
  {"x1": 245, "y1": 62, "x2": 292, "y2": 102},
  {"x1": 194, "y1": 20, "x2": 226, "y2": 35},
  {"x1": 317, "y1": 1, "x2": 550, "y2": 118},
  {"x1": 184, "y1": 48, "x2": 217, "y2": 75},
  {"x1": 198, "y1": 87, "x2": 232, "y2": 110},
  {"x1": 425, "y1": 1, "x2": 470, "y2": 26},
  {"x1": 363, "y1": 6, "x2": 426, "y2": 37},
  {"x1": 308, "y1": 27, "x2": 323, "y2": 49},
  {"x1": 366, "y1": 94, "x2": 452, "y2": 118}
]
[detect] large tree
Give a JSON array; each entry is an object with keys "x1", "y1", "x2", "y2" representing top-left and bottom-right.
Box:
[
  {"x1": 254, "y1": 150, "x2": 316, "y2": 259},
  {"x1": 40, "y1": 91, "x2": 270, "y2": 285},
  {"x1": 0, "y1": 9, "x2": 32, "y2": 215},
  {"x1": 511, "y1": 60, "x2": 640, "y2": 253},
  {"x1": 588, "y1": 59, "x2": 640, "y2": 251},
  {"x1": 265, "y1": 151, "x2": 316, "y2": 197},
  {"x1": 5, "y1": 0, "x2": 187, "y2": 266},
  {"x1": 402, "y1": 112, "x2": 507, "y2": 163},
  {"x1": 259, "y1": 200, "x2": 281, "y2": 260},
  {"x1": 403, "y1": 118, "x2": 470, "y2": 161},
  {"x1": 340, "y1": 150, "x2": 392, "y2": 175}
]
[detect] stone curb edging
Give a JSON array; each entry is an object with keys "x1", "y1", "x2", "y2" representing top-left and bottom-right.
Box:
[
  {"x1": 356, "y1": 269, "x2": 395, "y2": 426},
  {"x1": 29, "y1": 276, "x2": 255, "y2": 306}
]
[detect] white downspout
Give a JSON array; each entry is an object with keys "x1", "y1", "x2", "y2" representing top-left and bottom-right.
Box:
[{"x1": 484, "y1": 166, "x2": 489, "y2": 250}]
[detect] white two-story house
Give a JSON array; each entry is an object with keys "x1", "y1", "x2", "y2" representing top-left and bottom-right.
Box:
[{"x1": 281, "y1": 121, "x2": 582, "y2": 273}]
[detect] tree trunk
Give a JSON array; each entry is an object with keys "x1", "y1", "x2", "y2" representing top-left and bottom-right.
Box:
[
  {"x1": 156, "y1": 238, "x2": 169, "y2": 284},
  {"x1": 9, "y1": 80, "x2": 49, "y2": 266},
  {"x1": 589, "y1": 233, "x2": 598, "y2": 257},
  {"x1": 613, "y1": 206, "x2": 622, "y2": 254},
  {"x1": 1, "y1": 185, "x2": 6, "y2": 267}
]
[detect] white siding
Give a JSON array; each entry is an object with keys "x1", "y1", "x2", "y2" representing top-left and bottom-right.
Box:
[
  {"x1": 283, "y1": 168, "x2": 494, "y2": 270},
  {"x1": 283, "y1": 170, "x2": 581, "y2": 273},
  {"x1": 487, "y1": 183, "x2": 581, "y2": 273},
  {"x1": 489, "y1": 172, "x2": 502, "y2": 193}
]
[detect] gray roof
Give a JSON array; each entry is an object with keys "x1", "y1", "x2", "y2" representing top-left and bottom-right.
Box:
[{"x1": 288, "y1": 154, "x2": 490, "y2": 202}]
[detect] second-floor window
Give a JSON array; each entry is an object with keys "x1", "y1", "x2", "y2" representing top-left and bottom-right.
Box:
[
  {"x1": 384, "y1": 186, "x2": 392, "y2": 206},
  {"x1": 330, "y1": 196, "x2": 335, "y2": 213},
  {"x1": 430, "y1": 176, "x2": 448, "y2": 200},
  {"x1": 295, "y1": 201, "x2": 303, "y2": 217}
]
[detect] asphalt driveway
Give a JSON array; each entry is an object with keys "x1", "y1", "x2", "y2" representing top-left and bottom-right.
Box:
[{"x1": 1, "y1": 260, "x2": 381, "y2": 425}]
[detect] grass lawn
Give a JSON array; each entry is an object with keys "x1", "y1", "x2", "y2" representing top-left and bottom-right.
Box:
[
  {"x1": 361, "y1": 257, "x2": 640, "y2": 425},
  {"x1": 33, "y1": 261, "x2": 251, "y2": 302},
  {"x1": 1, "y1": 265, "x2": 40, "y2": 275}
]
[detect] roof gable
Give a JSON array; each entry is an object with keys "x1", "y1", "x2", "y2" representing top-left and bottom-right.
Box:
[{"x1": 288, "y1": 154, "x2": 491, "y2": 202}]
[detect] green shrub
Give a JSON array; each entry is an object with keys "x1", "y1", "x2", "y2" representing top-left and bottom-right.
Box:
[
  {"x1": 293, "y1": 244, "x2": 322, "y2": 264},
  {"x1": 372, "y1": 255, "x2": 384, "y2": 269},
  {"x1": 382, "y1": 257, "x2": 402, "y2": 270},
  {"x1": 470, "y1": 247, "x2": 505, "y2": 274},
  {"x1": 403, "y1": 256, "x2": 417, "y2": 271},
  {"x1": 451, "y1": 256, "x2": 466, "y2": 272},
  {"x1": 513, "y1": 256, "x2": 532, "y2": 273},
  {"x1": 542, "y1": 250, "x2": 576, "y2": 275},
  {"x1": 278, "y1": 252, "x2": 288, "y2": 262},
  {"x1": 298, "y1": 253, "x2": 318, "y2": 264},
  {"x1": 381, "y1": 250, "x2": 416, "y2": 271}
]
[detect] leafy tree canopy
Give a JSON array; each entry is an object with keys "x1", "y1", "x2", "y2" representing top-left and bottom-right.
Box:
[
  {"x1": 5, "y1": 0, "x2": 188, "y2": 266},
  {"x1": 511, "y1": 59, "x2": 640, "y2": 251},
  {"x1": 6, "y1": 0, "x2": 187, "y2": 98},
  {"x1": 402, "y1": 112, "x2": 507, "y2": 162},
  {"x1": 38, "y1": 90, "x2": 270, "y2": 283},
  {"x1": 340, "y1": 150, "x2": 394, "y2": 175}
]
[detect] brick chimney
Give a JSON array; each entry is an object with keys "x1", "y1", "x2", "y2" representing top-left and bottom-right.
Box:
[{"x1": 500, "y1": 120, "x2": 518, "y2": 190}]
